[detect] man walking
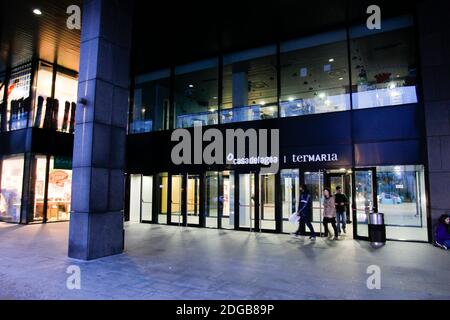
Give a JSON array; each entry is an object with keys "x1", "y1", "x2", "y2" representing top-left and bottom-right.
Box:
[{"x1": 334, "y1": 186, "x2": 348, "y2": 235}]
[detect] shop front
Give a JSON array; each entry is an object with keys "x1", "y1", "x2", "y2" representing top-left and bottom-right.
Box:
[{"x1": 126, "y1": 104, "x2": 430, "y2": 243}]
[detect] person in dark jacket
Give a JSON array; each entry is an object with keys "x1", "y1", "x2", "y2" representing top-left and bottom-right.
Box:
[
  {"x1": 334, "y1": 186, "x2": 348, "y2": 235},
  {"x1": 294, "y1": 184, "x2": 316, "y2": 240},
  {"x1": 435, "y1": 214, "x2": 450, "y2": 250}
]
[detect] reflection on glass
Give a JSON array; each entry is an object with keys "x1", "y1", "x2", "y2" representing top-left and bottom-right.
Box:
[
  {"x1": 259, "y1": 173, "x2": 276, "y2": 230},
  {"x1": 350, "y1": 19, "x2": 418, "y2": 109},
  {"x1": 205, "y1": 171, "x2": 219, "y2": 228},
  {"x1": 157, "y1": 173, "x2": 168, "y2": 224},
  {"x1": 281, "y1": 169, "x2": 300, "y2": 233},
  {"x1": 141, "y1": 176, "x2": 153, "y2": 222},
  {"x1": 222, "y1": 46, "x2": 278, "y2": 123},
  {"x1": 132, "y1": 70, "x2": 170, "y2": 133},
  {"x1": 129, "y1": 174, "x2": 142, "y2": 222},
  {"x1": 171, "y1": 175, "x2": 183, "y2": 225},
  {"x1": 0, "y1": 75, "x2": 4, "y2": 130},
  {"x1": 175, "y1": 60, "x2": 219, "y2": 128},
  {"x1": 187, "y1": 174, "x2": 200, "y2": 225},
  {"x1": 280, "y1": 31, "x2": 350, "y2": 117},
  {"x1": 376, "y1": 165, "x2": 427, "y2": 241},
  {"x1": 221, "y1": 171, "x2": 235, "y2": 229},
  {"x1": 0, "y1": 155, "x2": 24, "y2": 223}
]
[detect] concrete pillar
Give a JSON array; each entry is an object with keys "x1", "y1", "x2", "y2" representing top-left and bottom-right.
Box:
[
  {"x1": 232, "y1": 63, "x2": 249, "y2": 107},
  {"x1": 68, "y1": 0, "x2": 133, "y2": 260},
  {"x1": 417, "y1": 0, "x2": 450, "y2": 236}
]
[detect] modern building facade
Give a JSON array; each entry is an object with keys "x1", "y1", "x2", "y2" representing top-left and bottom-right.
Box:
[{"x1": 1, "y1": 0, "x2": 449, "y2": 260}]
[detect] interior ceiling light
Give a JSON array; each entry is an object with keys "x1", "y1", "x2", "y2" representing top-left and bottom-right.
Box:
[
  {"x1": 33, "y1": 8, "x2": 42, "y2": 15},
  {"x1": 328, "y1": 58, "x2": 334, "y2": 62}
]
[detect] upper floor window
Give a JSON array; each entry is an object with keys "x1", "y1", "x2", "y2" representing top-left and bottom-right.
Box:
[
  {"x1": 174, "y1": 59, "x2": 219, "y2": 128},
  {"x1": 280, "y1": 30, "x2": 351, "y2": 117},
  {"x1": 131, "y1": 69, "x2": 170, "y2": 133},
  {"x1": 3, "y1": 64, "x2": 31, "y2": 132},
  {"x1": 222, "y1": 46, "x2": 278, "y2": 123},
  {"x1": 349, "y1": 16, "x2": 418, "y2": 109}
]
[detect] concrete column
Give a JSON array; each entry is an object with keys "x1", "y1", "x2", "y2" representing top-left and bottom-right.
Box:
[
  {"x1": 417, "y1": 0, "x2": 450, "y2": 235},
  {"x1": 232, "y1": 63, "x2": 249, "y2": 107},
  {"x1": 68, "y1": 0, "x2": 133, "y2": 260}
]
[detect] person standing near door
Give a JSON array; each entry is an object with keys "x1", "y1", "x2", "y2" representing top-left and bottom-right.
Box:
[
  {"x1": 323, "y1": 187, "x2": 338, "y2": 240},
  {"x1": 334, "y1": 186, "x2": 348, "y2": 235},
  {"x1": 294, "y1": 184, "x2": 316, "y2": 240}
]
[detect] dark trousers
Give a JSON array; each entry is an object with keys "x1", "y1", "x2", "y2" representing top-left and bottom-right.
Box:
[
  {"x1": 323, "y1": 217, "x2": 338, "y2": 237},
  {"x1": 297, "y1": 214, "x2": 315, "y2": 235}
]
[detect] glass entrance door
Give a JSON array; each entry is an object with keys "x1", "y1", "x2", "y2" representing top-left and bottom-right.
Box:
[
  {"x1": 238, "y1": 173, "x2": 256, "y2": 230},
  {"x1": 353, "y1": 168, "x2": 377, "y2": 239},
  {"x1": 186, "y1": 174, "x2": 200, "y2": 225},
  {"x1": 221, "y1": 171, "x2": 235, "y2": 230},
  {"x1": 259, "y1": 173, "x2": 277, "y2": 231},
  {"x1": 170, "y1": 174, "x2": 184, "y2": 226},
  {"x1": 141, "y1": 175, "x2": 153, "y2": 222}
]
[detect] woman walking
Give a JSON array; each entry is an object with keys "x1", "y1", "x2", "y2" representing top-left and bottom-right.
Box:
[{"x1": 323, "y1": 187, "x2": 338, "y2": 240}]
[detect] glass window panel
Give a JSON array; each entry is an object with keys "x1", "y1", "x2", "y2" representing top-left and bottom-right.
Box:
[
  {"x1": 280, "y1": 31, "x2": 350, "y2": 117},
  {"x1": 31, "y1": 155, "x2": 47, "y2": 222},
  {"x1": 354, "y1": 170, "x2": 374, "y2": 238},
  {"x1": 0, "y1": 154, "x2": 24, "y2": 223},
  {"x1": 6, "y1": 64, "x2": 31, "y2": 131},
  {"x1": 174, "y1": 60, "x2": 219, "y2": 128},
  {"x1": 222, "y1": 46, "x2": 277, "y2": 123},
  {"x1": 376, "y1": 165, "x2": 428, "y2": 241},
  {"x1": 132, "y1": 69, "x2": 170, "y2": 133},
  {"x1": 350, "y1": 21, "x2": 418, "y2": 109},
  {"x1": 54, "y1": 70, "x2": 78, "y2": 133},
  {"x1": 33, "y1": 63, "x2": 53, "y2": 129},
  {"x1": 47, "y1": 157, "x2": 72, "y2": 222}
]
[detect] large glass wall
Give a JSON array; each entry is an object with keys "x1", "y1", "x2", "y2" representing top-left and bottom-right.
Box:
[
  {"x1": 0, "y1": 61, "x2": 77, "y2": 133},
  {"x1": 349, "y1": 17, "x2": 418, "y2": 109},
  {"x1": 280, "y1": 30, "x2": 350, "y2": 116},
  {"x1": 31, "y1": 155, "x2": 48, "y2": 222},
  {"x1": 174, "y1": 60, "x2": 219, "y2": 128},
  {"x1": 0, "y1": 155, "x2": 24, "y2": 223},
  {"x1": 222, "y1": 46, "x2": 278, "y2": 123},
  {"x1": 132, "y1": 69, "x2": 170, "y2": 133},
  {"x1": 130, "y1": 16, "x2": 419, "y2": 133}
]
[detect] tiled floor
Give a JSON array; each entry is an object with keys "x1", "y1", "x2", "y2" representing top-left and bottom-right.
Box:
[{"x1": 0, "y1": 221, "x2": 448, "y2": 300}]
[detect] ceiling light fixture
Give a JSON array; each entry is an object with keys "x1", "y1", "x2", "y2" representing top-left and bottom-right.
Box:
[
  {"x1": 33, "y1": 8, "x2": 42, "y2": 15},
  {"x1": 328, "y1": 58, "x2": 334, "y2": 62}
]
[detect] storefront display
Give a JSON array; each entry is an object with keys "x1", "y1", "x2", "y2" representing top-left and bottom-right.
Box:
[{"x1": 0, "y1": 155, "x2": 24, "y2": 223}]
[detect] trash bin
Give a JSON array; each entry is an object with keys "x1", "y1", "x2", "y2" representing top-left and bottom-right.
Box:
[{"x1": 368, "y1": 212, "x2": 386, "y2": 248}]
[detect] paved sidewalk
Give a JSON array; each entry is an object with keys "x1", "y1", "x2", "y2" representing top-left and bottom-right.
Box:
[{"x1": 0, "y1": 222, "x2": 448, "y2": 300}]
